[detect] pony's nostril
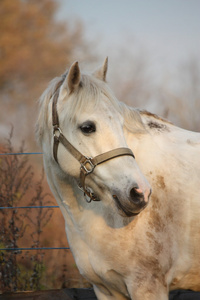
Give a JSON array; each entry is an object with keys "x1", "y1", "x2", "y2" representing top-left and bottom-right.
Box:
[{"x1": 130, "y1": 187, "x2": 144, "y2": 204}]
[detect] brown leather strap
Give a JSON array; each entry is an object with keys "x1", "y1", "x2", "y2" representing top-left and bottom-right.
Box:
[
  {"x1": 52, "y1": 86, "x2": 85, "y2": 164},
  {"x1": 91, "y1": 148, "x2": 134, "y2": 166},
  {"x1": 52, "y1": 90, "x2": 60, "y2": 128},
  {"x1": 80, "y1": 170, "x2": 98, "y2": 201},
  {"x1": 52, "y1": 88, "x2": 61, "y2": 164},
  {"x1": 53, "y1": 136, "x2": 60, "y2": 163},
  {"x1": 59, "y1": 133, "x2": 84, "y2": 162}
]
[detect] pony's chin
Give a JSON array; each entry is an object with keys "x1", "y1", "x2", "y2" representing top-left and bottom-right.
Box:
[
  {"x1": 118, "y1": 209, "x2": 140, "y2": 218},
  {"x1": 112, "y1": 195, "x2": 146, "y2": 218}
]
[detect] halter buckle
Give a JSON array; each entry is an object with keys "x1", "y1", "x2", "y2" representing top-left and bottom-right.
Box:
[
  {"x1": 84, "y1": 188, "x2": 99, "y2": 203},
  {"x1": 53, "y1": 125, "x2": 62, "y2": 138},
  {"x1": 84, "y1": 191, "x2": 93, "y2": 203},
  {"x1": 81, "y1": 157, "x2": 95, "y2": 174}
]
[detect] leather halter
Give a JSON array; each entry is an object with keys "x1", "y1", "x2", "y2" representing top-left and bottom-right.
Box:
[{"x1": 52, "y1": 83, "x2": 135, "y2": 203}]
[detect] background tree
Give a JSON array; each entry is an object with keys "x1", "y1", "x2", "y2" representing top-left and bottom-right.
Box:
[
  {"x1": 0, "y1": 0, "x2": 96, "y2": 146},
  {"x1": 109, "y1": 42, "x2": 200, "y2": 132},
  {"x1": 163, "y1": 58, "x2": 200, "y2": 131}
]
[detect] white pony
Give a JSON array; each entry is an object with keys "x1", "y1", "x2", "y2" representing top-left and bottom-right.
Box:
[{"x1": 36, "y1": 59, "x2": 200, "y2": 300}]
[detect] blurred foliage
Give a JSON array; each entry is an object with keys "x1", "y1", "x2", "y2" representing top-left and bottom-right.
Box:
[
  {"x1": 0, "y1": 0, "x2": 89, "y2": 90},
  {"x1": 0, "y1": 0, "x2": 96, "y2": 145},
  {"x1": 0, "y1": 130, "x2": 54, "y2": 292},
  {"x1": 110, "y1": 46, "x2": 200, "y2": 132}
]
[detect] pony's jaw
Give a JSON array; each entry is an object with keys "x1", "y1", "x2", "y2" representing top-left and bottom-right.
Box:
[
  {"x1": 112, "y1": 187, "x2": 151, "y2": 217},
  {"x1": 84, "y1": 166, "x2": 152, "y2": 217}
]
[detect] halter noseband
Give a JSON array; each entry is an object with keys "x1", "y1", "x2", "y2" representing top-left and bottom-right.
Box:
[{"x1": 52, "y1": 82, "x2": 135, "y2": 203}]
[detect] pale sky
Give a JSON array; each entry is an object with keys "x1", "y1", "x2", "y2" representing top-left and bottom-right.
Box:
[
  {"x1": 57, "y1": 0, "x2": 200, "y2": 67},
  {"x1": 56, "y1": 0, "x2": 200, "y2": 125}
]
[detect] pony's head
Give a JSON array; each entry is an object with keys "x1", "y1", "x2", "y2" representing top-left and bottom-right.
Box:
[{"x1": 36, "y1": 58, "x2": 151, "y2": 217}]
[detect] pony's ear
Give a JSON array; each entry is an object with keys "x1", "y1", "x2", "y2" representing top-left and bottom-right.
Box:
[
  {"x1": 63, "y1": 61, "x2": 81, "y2": 94},
  {"x1": 93, "y1": 57, "x2": 108, "y2": 82}
]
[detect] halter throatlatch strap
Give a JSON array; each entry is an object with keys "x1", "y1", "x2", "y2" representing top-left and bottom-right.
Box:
[{"x1": 52, "y1": 85, "x2": 135, "y2": 202}]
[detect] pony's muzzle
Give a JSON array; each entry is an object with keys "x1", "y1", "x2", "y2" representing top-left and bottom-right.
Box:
[
  {"x1": 112, "y1": 185, "x2": 151, "y2": 217},
  {"x1": 129, "y1": 186, "x2": 151, "y2": 206}
]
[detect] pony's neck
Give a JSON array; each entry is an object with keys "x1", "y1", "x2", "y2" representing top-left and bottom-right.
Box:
[{"x1": 44, "y1": 158, "x2": 81, "y2": 218}]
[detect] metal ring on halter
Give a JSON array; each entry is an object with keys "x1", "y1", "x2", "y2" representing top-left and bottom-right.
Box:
[
  {"x1": 85, "y1": 188, "x2": 99, "y2": 203},
  {"x1": 53, "y1": 126, "x2": 62, "y2": 138},
  {"x1": 77, "y1": 184, "x2": 98, "y2": 203},
  {"x1": 84, "y1": 190, "x2": 93, "y2": 203},
  {"x1": 80, "y1": 157, "x2": 95, "y2": 174}
]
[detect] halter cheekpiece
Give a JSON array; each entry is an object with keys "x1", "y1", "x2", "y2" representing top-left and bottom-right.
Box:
[{"x1": 52, "y1": 77, "x2": 135, "y2": 203}]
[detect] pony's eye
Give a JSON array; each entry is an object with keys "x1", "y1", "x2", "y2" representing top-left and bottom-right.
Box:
[{"x1": 80, "y1": 121, "x2": 96, "y2": 134}]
